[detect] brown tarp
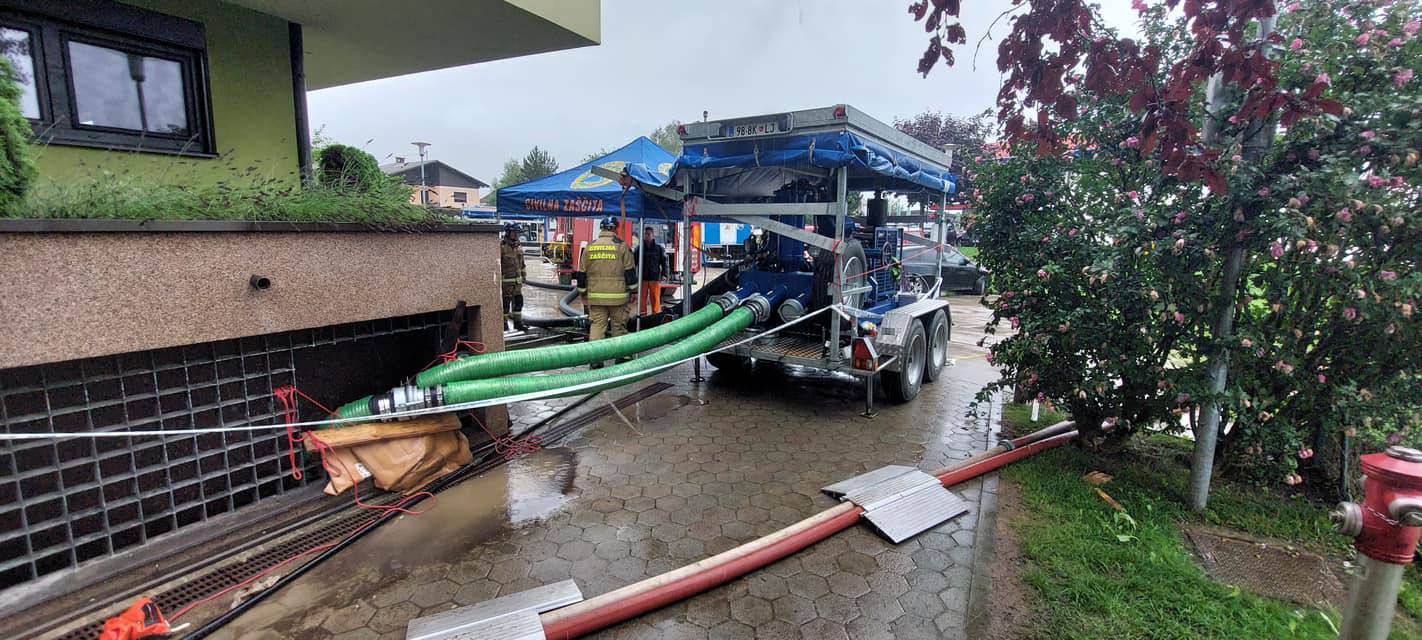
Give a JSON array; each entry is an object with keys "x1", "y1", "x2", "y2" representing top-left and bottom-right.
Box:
[{"x1": 321, "y1": 430, "x2": 473, "y2": 496}]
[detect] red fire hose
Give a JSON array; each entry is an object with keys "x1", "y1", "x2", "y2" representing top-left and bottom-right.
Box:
[{"x1": 540, "y1": 421, "x2": 1078, "y2": 639}]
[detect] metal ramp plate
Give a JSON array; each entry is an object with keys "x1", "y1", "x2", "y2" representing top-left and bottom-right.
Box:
[
  {"x1": 406, "y1": 579, "x2": 581, "y2": 640},
  {"x1": 862, "y1": 482, "x2": 971, "y2": 543},
  {"x1": 822, "y1": 465, "x2": 970, "y2": 544},
  {"x1": 821, "y1": 465, "x2": 916, "y2": 498}
]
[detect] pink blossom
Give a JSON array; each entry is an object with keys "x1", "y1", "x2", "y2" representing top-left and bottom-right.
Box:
[
  {"x1": 1270, "y1": 242, "x2": 1285, "y2": 259},
  {"x1": 1134, "y1": 209, "x2": 1146, "y2": 221},
  {"x1": 1275, "y1": 360, "x2": 1294, "y2": 375},
  {"x1": 1231, "y1": 154, "x2": 1243, "y2": 163},
  {"x1": 1397, "y1": 69, "x2": 1416, "y2": 88},
  {"x1": 1307, "y1": 148, "x2": 1321, "y2": 161},
  {"x1": 1002, "y1": 291, "x2": 1015, "y2": 299},
  {"x1": 1290, "y1": 37, "x2": 1304, "y2": 50},
  {"x1": 1044, "y1": 191, "x2": 1055, "y2": 198},
  {"x1": 1392, "y1": 176, "x2": 1407, "y2": 188},
  {"x1": 1360, "y1": 130, "x2": 1376, "y2": 140},
  {"x1": 1389, "y1": 38, "x2": 1405, "y2": 47},
  {"x1": 1127, "y1": 190, "x2": 1139, "y2": 201},
  {"x1": 1368, "y1": 175, "x2": 1386, "y2": 188},
  {"x1": 1131, "y1": 0, "x2": 1148, "y2": 13},
  {"x1": 1343, "y1": 307, "x2": 1358, "y2": 321},
  {"x1": 1068, "y1": 227, "x2": 1080, "y2": 237},
  {"x1": 1380, "y1": 270, "x2": 1398, "y2": 281},
  {"x1": 1173, "y1": 311, "x2": 1186, "y2": 324},
  {"x1": 1241, "y1": 338, "x2": 1253, "y2": 348},
  {"x1": 1357, "y1": 33, "x2": 1371, "y2": 46},
  {"x1": 1284, "y1": 1, "x2": 1299, "y2": 10},
  {"x1": 1315, "y1": 72, "x2": 1332, "y2": 86},
  {"x1": 1173, "y1": 211, "x2": 1187, "y2": 224},
  {"x1": 1020, "y1": 175, "x2": 1030, "y2": 185},
  {"x1": 1406, "y1": 20, "x2": 1422, "y2": 37},
  {"x1": 1021, "y1": 193, "x2": 1036, "y2": 203},
  {"x1": 1355, "y1": 289, "x2": 1367, "y2": 300},
  {"x1": 1125, "y1": 136, "x2": 1141, "y2": 149},
  {"x1": 1036, "y1": 269, "x2": 1049, "y2": 280},
  {"x1": 1358, "y1": 144, "x2": 1373, "y2": 156},
  {"x1": 1009, "y1": 316, "x2": 1021, "y2": 329},
  {"x1": 1306, "y1": 239, "x2": 1319, "y2": 253},
  {"x1": 1257, "y1": 187, "x2": 1271, "y2": 197},
  {"x1": 1336, "y1": 207, "x2": 1353, "y2": 223},
  {"x1": 1318, "y1": 374, "x2": 1328, "y2": 384}
]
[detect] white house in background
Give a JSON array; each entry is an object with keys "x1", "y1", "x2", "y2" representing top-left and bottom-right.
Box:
[{"x1": 380, "y1": 158, "x2": 489, "y2": 208}]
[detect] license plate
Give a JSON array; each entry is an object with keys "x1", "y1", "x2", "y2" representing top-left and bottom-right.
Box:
[{"x1": 727, "y1": 121, "x2": 780, "y2": 138}]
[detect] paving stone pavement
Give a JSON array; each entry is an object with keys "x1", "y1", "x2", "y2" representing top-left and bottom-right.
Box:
[{"x1": 212, "y1": 296, "x2": 1004, "y2": 640}]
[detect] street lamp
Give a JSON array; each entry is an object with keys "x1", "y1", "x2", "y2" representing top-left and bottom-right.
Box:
[{"x1": 412, "y1": 141, "x2": 431, "y2": 205}]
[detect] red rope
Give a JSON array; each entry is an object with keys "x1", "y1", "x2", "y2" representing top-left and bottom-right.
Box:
[
  {"x1": 473, "y1": 413, "x2": 541, "y2": 460},
  {"x1": 421, "y1": 339, "x2": 487, "y2": 371}
]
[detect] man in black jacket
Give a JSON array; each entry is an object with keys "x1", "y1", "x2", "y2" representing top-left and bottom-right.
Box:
[{"x1": 634, "y1": 226, "x2": 667, "y2": 315}]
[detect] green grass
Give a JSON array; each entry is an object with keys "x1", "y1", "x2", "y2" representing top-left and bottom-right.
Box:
[
  {"x1": 996, "y1": 404, "x2": 1422, "y2": 639},
  {"x1": 1004, "y1": 445, "x2": 1350, "y2": 639},
  {"x1": 1001, "y1": 401, "x2": 1069, "y2": 435},
  {"x1": 10, "y1": 174, "x2": 450, "y2": 224}
]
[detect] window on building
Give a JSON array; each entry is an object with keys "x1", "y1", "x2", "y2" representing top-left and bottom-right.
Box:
[
  {"x1": 0, "y1": 2, "x2": 214, "y2": 155},
  {"x1": 452, "y1": 191, "x2": 467, "y2": 203}
]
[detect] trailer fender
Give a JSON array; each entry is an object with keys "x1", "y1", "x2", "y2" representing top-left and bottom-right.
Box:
[{"x1": 874, "y1": 297, "x2": 951, "y2": 373}]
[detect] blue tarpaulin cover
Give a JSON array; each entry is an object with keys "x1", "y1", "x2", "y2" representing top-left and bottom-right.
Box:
[
  {"x1": 674, "y1": 130, "x2": 957, "y2": 197},
  {"x1": 496, "y1": 137, "x2": 682, "y2": 220}
]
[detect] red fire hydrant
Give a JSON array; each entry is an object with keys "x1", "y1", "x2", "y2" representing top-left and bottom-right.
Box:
[{"x1": 1333, "y1": 445, "x2": 1422, "y2": 640}]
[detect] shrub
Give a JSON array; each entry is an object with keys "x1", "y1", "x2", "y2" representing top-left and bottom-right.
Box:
[
  {"x1": 315, "y1": 143, "x2": 386, "y2": 193},
  {"x1": 971, "y1": 0, "x2": 1422, "y2": 489}
]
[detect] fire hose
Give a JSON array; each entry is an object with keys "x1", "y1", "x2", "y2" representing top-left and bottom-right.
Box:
[{"x1": 539, "y1": 420, "x2": 1079, "y2": 638}]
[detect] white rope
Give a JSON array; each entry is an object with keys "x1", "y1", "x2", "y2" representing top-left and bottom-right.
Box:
[{"x1": 0, "y1": 305, "x2": 839, "y2": 441}]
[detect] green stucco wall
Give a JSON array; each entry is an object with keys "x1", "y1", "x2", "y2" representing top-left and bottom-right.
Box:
[{"x1": 30, "y1": 0, "x2": 299, "y2": 190}]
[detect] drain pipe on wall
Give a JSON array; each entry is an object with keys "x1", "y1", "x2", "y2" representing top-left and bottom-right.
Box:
[{"x1": 540, "y1": 420, "x2": 1079, "y2": 639}]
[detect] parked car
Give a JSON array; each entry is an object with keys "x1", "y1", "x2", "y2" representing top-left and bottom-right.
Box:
[{"x1": 902, "y1": 246, "x2": 989, "y2": 294}]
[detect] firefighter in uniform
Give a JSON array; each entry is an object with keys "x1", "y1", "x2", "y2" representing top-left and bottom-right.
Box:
[
  {"x1": 500, "y1": 223, "x2": 527, "y2": 331},
  {"x1": 576, "y1": 217, "x2": 637, "y2": 366}
]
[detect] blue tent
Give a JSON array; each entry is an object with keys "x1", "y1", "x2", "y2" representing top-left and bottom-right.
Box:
[{"x1": 496, "y1": 137, "x2": 682, "y2": 220}]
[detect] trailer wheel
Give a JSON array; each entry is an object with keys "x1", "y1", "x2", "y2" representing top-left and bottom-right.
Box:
[
  {"x1": 884, "y1": 320, "x2": 926, "y2": 403},
  {"x1": 705, "y1": 352, "x2": 752, "y2": 373},
  {"x1": 922, "y1": 309, "x2": 950, "y2": 383}
]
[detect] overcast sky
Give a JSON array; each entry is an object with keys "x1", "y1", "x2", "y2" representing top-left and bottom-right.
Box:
[{"x1": 308, "y1": 1, "x2": 1137, "y2": 185}]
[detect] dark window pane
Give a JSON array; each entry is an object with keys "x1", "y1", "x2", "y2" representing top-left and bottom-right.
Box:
[
  {"x1": 0, "y1": 27, "x2": 39, "y2": 119},
  {"x1": 452, "y1": 191, "x2": 467, "y2": 203},
  {"x1": 68, "y1": 41, "x2": 188, "y2": 135}
]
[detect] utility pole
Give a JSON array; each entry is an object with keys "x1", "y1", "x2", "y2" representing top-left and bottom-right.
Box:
[
  {"x1": 412, "y1": 141, "x2": 431, "y2": 206},
  {"x1": 1188, "y1": 15, "x2": 1276, "y2": 513}
]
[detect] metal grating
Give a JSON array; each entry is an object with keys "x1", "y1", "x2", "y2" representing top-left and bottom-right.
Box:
[{"x1": 0, "y1": 310, "x2": 456, "y2": 589}]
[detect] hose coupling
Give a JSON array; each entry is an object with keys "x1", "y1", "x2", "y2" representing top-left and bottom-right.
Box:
[
  {"x1": 1333, "y1": 501, "x2": 1364, "y2": 537},
  {"x1": 368, "y1": 384, "x2": 445, "y2": 418},
  {"x1": 741, "y1": 294, "x2": 774, "y2": 323},
  {"x1": 711, "y1": 292, "x2": 741, "y2": 313}
]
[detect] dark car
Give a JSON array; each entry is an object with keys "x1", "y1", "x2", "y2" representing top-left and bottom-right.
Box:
[{"x1": 902, "y1": 247, "x2": 989, "y2": 295}]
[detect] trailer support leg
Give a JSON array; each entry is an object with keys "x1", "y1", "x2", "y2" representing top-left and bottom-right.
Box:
[
  {"x1": 691, "y1": 357, "x2": 705, "y2": 383},
  {"x1": 861, "y1": 374, "x2": 877, "y2": 419}
]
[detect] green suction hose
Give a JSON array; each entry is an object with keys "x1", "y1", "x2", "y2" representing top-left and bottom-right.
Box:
[
  {"x1": 442, "y1": 307, "x2": 753, "y2": 405},
  {"x1": 416, "y1": 305, "x2": 726, "y2": 387},
  {"x1": 336, "y1": 307, "x2": 753, "y2": 419}
]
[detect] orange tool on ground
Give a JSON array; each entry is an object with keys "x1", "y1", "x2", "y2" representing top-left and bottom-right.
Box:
[{"x1": 98, "y1": 598, "x2": 171, "y2": 640}]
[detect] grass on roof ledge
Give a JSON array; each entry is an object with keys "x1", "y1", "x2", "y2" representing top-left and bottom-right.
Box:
[{"x1": 6, "y1": 175, "x2": 457, "y2": 225}]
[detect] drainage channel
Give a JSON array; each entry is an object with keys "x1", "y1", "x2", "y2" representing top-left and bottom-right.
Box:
[{"x1": 51, "y1": 382, "x2": 674, "y2": 640}]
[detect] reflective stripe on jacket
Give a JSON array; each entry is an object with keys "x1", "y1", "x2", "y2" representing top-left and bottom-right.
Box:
[{"x1": 577, "y1": 230, "x2": 636, "y2": 305}]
